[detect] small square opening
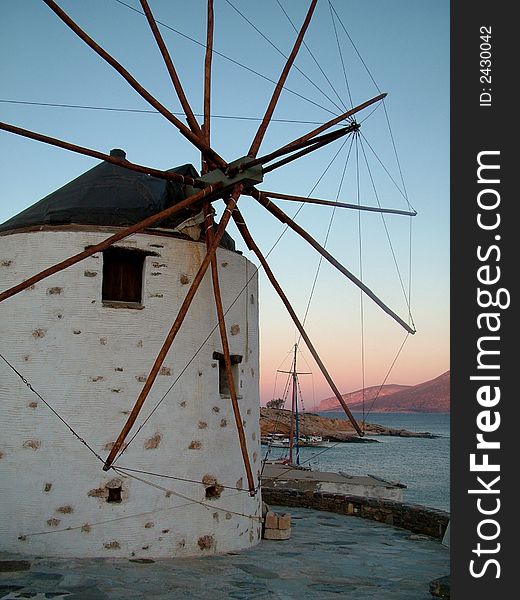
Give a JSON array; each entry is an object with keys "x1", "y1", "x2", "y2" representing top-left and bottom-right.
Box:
[
  {"x1": 213, "y1": 352, "x2": 242, "y2": 397},
  {"x1": 107, "y1": 486, "x2": 122, "y2": 503},
  {"x1": 102, "y1": 247, "x2": 145, "y2": 307}
]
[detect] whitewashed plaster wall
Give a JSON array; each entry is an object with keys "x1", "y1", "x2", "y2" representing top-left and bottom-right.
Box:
[{"x1": 0, "y1": 228, "x2": 261, "y2": 557}]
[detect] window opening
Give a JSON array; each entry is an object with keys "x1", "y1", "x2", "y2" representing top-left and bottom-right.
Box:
[
  {"x1": 107, "y1": 486, "x2": 122, "y2": 503},
  {"x1": 102, "y1": 247, "x2": 146, "y2": 306},
  {"x1": 213, "y1": 351, "x2": 242, "y2": 397}
]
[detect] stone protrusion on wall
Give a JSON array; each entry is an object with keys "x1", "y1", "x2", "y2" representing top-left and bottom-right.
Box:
[
  {"x1": 22, "y1": 440, "x2": 41, "y2": 451},
  {"x1": 143, "y1": 433, "x2": 162, "y2": 450},
  {"x1": 263, "y1": 511, "x2": 291, "y2": 540},
  {"x1": 46, "y1": 287, "x2": 63, "y2": 295},
  {"x1": 197, "y1": 535, "x2": 214, "y2": 551},
  {"x1": 103, "y1": 541, "x2": 120, "y2": 550}
]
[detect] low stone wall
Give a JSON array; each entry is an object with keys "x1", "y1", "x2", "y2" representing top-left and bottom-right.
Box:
[{"x1": 263, "y1": 488, "x2": 449, "y2": 540}]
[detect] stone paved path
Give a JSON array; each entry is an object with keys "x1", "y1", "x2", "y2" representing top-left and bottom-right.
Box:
[{"x1": 0, "y1": 506, "x2": 449, "y2": 599}]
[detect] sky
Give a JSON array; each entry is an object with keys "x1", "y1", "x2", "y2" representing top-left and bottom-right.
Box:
[{"x1": 0, "y1": 0, "x2": 449, "y2": 408}]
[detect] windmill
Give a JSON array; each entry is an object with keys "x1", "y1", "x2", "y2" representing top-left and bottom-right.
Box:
[{"x1": 0, "y1": 1, "x2": 416, "y2": 557}]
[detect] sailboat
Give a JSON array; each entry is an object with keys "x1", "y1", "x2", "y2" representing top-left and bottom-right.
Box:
[{"x1": 263, "y1": 344, "x2": 330, "y2": 467}]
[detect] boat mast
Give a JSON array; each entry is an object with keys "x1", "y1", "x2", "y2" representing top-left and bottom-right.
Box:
[
  {"x1": 281, "y1": 344, "x2": 312, "y2": 465},
  {"x1": 288, "y1": 344, "x2": 299, "y2": 465}
]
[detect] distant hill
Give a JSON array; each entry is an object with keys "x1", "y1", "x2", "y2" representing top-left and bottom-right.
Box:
[{"x1": 317, "y1": 371, "x2": 450, "y2": 413}]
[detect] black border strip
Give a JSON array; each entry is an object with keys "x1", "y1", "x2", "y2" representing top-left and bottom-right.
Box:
[{"x1": 451, "y1": 1, "x2": 514, "y2": 596}]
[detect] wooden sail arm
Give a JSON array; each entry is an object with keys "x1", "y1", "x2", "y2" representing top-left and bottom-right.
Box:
[
  {"x1": 139, "y1": 0, "x2": 202, "y2": 137},
  {"x1": 202, "y1": 0, "x2": 214, "y2": 174},
  {"x1": 262, "y1": 128, "x2": 354, "y2": 174},
  {"x1": 256, "y1": 190, "x2": 417, "y2": 217},
  {"x1": 251, "y1": 189, "x2": 416, "y2": 335},
  {"x1": 42, "y1": 0, "x2": 226, "y2": 170},
  {"x1": 0, "y1": 182, "x2": 222, "y2": 304},
  {"x1": 229, "y1": 125, "x2": 356, "y2": 176},
  {"x1": 203, "y1": 203, "x2": 256, "y2": 495},
  {"x1": 0, "y1": 121, "x2": 205, "y2": 188},
  {"x1": 277, "y1": 93, "x2": 387, "y2": 155},
  {"x1": 231, "y1": 207, "x2": 364, "y2": 437},
  {"x1": 103, "y1": 184, "x2": 243, "y2": 471},
  {"x1": 247, "y1": 0, "x2": 318, "y2": 158}
]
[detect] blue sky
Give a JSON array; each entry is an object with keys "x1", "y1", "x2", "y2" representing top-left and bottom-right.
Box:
[{"x1": 0, "y1": 0, "x2": 449, "y2": 405}]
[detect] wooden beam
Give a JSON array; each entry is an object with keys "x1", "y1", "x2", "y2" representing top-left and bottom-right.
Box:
[
  {"x1": 231, "y1": 125, "x2": 355, "y2": 176},
  {"x1": 258, "y1": 191, "x2": 417, "y2": 216},
  {"x1": 103, "y1": 184, "x2": 243, "y2": 471},
  {"x1": 202, "y1": 0, "x2": 214, "y2": 159},
  {"x1": 43, "y1": 0, "x2": 226, "y2": 169},
  {"x1": 262, "y1": 127, "x2": 353, "y2": 174},
  {"x1": 247, "y1": 0, "x2": 318, "y2": 158},
  {"x1": 251, "y1": 189, "x2": 416, "y2": 334},
  {"x1": 203, "y1": 203, "x2": 256, "y2": 495},
  {"x1": 140, "y1": 0, "x2": 202, "y2": 136},
  {"x1": 278, "y1": 93, "x2": 386, "y2": 154},
  {"x1": 231, "y1": 207, "x2": 363, "y2": 437},
  {"x1": 0, "y1": 121, "x2": 203, "y2": 188},
  {"x1": 0, "y1": 183, "x2": 222, "y2": 304}
]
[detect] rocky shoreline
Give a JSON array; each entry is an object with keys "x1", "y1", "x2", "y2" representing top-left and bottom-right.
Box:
[{"x1": 260, "y1": 408, "x2": 440, "y2": 443}]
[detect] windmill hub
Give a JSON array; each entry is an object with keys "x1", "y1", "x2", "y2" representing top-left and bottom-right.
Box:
[{"x1": 186, "y1": 157, "x2": 263, "y2": 199}]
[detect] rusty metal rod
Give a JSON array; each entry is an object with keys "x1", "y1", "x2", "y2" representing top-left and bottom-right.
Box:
[
  {"x1": 104, "y1": 184, "x2": 243, "y2": 471},
  {"x1": 252, "y1": 190, "x2": 416, "y2": 334},
  {"x1": 247, "y1": 0, "x2": 318, "y2": 158},
  {"x1": 43, "y1": 0, "x2": 226, "y2": 169},
  {"x1": 203, "y1": 203, "x2": 255, "y2": 495},
  {"x1": 231, "y1": 207, "x2": 363, "y2": 437},
  {"x1": 257, "y1": 191, "x2": 417, "y2": 216},
  {"x1": 0, "y1": 183, "x2": 222, "y2": 304},
  {"x1": 0, "y1": 121, "x2": 205, "y2": 187},
  {"x1": 262, "y1": 128, "x2": 353, "y2": 174},
  {"x1": 278, "y1": 93, "x2": 386, "y2": 154},
  {"x1": 140, "y1": 0, "x2": 202, "y2": 136}
]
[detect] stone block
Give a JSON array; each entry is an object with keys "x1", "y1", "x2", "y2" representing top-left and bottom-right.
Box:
[
  {"x1": 278, "y1": 513, "x2": 291, "y2": 530},
  {"x1": 263, "y1": 527, "x2": 291, "y2": 540},
  {"x1": 264, "y1": 511, "x2": 278, "y2": 529}
]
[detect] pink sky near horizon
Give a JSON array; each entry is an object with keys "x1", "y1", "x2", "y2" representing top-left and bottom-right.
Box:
[
  {"x1": 257, "y1": 294, "x2": 449, "y2": 407},
  {"x1": 258, "y1": 349, "x2": 448, "y2": 408}
]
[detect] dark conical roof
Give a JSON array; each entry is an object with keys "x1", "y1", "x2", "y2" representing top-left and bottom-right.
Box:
[
  {"x1": 0, "y1": 150, "x2": 198, "y2": 233},
  {"x1": 0, "y1": 150, "x2": 236, "y2": 250}
]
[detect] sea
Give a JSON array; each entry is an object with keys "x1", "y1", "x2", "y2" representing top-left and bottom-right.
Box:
[{"x1": 263, "y1": 412, "x2": 450, "y2": 512}]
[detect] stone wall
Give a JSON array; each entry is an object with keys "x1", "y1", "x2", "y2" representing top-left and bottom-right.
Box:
[{"x1": 263, "y1": 488, "x2": 449, "y2": 540}]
